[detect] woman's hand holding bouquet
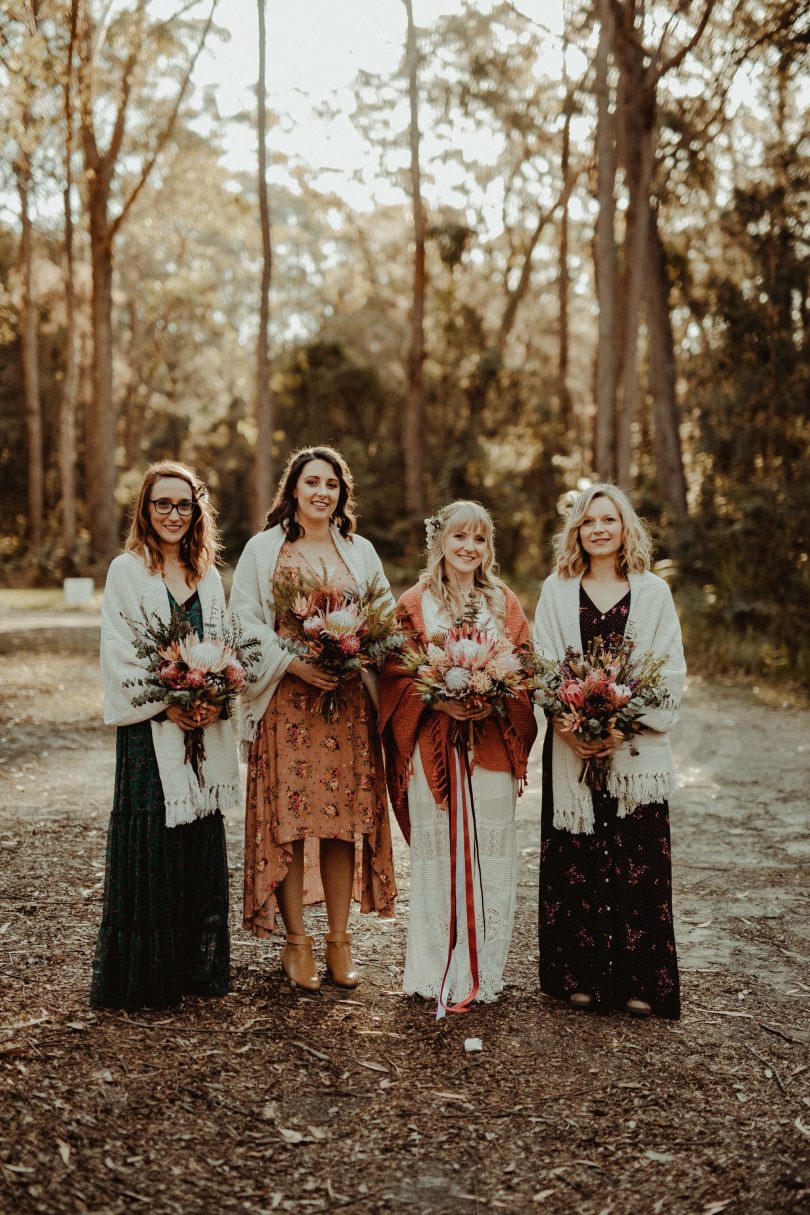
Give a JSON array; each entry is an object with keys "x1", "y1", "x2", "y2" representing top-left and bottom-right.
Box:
[
  {"x1": 533, "y1": 633, "x2": 673, "y2": 792},
  {"x1": 272, "y1": 569, "x2": 404, "y2": 721},
  {"x1": 124, "y1": 603, "x2": 260, "y2": 783},
  {"x1": 400, "y1": 611, "x2": 535, "y2": 748}
]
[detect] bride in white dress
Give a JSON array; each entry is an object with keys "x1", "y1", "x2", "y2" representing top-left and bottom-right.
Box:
[{"x1": 379, "y1": 501, "x2": 537, "y2": 1012}]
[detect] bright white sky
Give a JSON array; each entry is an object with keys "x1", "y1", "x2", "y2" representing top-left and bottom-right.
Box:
[{"x1": 197, "y1": 0, "x2": 567, "y2": 208}]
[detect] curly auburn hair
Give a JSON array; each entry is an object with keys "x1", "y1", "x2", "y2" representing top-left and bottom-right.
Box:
[
  {"x1": 264, "y1": 446, "x2": 357, "y2": 540},
  {"x1": 125, "y1": 460, "x2": 221, "y2": 583},
  {"x1": 421, "y1": 500, "x2": 506, "y2": 628},
  {"x1": 553, "y1": 482, "x2": 653, "y2": 578}
]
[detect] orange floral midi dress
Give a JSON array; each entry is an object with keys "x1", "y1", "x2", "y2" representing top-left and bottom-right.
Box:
[{"x1": 243, "y1": 543, "x2": 397, "y2": 936}]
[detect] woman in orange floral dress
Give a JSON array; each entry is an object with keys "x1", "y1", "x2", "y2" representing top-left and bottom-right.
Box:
[{"x1": 230, "y1": 447, "x2": 396, "y2": 991}]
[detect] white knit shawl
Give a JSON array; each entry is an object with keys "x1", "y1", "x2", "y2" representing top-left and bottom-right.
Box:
[
  {"x1": 228, "y1": 525, "x2": 394, "y2": 750},
  {"x1": 100, "y1": 552, "x2": 241, "y2": 828},
  {"x1": 533, "y1": 570, "x2": 686, "y2": 834}
]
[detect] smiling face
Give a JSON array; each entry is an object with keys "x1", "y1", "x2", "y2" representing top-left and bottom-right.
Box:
[
  {"x1": 578, "y1": 494, "x2": 624, "y2": 566},
  {"x1": 293, "y1": 458, "x2": 341, "y2": 530},
  {"x1": 148, "y1": 476, "x2": 195, "y2": 551},
  {"x1": 442, "y1": 522, "x2": 488, "y2": 582}
]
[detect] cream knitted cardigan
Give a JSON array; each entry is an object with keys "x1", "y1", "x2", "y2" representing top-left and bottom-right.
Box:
[
  {"x1": 228, "y1": 525, "x2": 394, "y2": 751},
  {"x1": 533, "y1": 570, "x2": 686, "y2": 834},
  {"x1": 100, "y1": 552, "x2": 241, "y2": 827}
]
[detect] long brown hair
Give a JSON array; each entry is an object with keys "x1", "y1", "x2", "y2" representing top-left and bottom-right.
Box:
[
  {"x1": 264, "y1": 446, "x2": 357, "y2": 540},
  {"x1": 125, "y1": 461, "x2": 221, "y2": 582}
]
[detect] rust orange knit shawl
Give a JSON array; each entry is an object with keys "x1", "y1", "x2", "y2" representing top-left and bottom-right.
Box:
[{"x1": 379, "y1": 581, "x2": 538, "y2": 843}]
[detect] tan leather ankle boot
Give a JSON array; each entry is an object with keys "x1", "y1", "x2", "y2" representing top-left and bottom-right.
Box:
[
  {"x1": 324, "y1": 931, "x2": 360, "y2": 988},
  {"x1": 280, "y1": 933, "x2": 320, "y2": 992}
]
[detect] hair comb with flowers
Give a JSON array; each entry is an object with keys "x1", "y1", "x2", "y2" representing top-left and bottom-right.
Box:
[{"x1": 424, "y1": 513, "x2": 442, "y2": 547}]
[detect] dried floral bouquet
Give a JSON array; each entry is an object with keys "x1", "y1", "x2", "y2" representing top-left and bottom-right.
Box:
[{"x1": 271, "y1": 568, "x2": 404, "y2": 721}]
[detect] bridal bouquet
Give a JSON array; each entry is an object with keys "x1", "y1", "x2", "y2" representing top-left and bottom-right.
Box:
[
  {"x1": 272, "y1": 569, "x2": 405, "y2": 721},
  {"x1": 400, "y1": 618, "x2": 534, "y2": 746},
  {"x1": 533, "y1": 633, "x2": 673, "y2": 792},
  {"x1": 124, "y1": 604, "x2": 260, "y2": 781}
]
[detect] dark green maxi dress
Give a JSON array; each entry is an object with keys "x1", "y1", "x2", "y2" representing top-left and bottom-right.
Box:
[{"x1": 90, "y1": 590, "x2": 230, "y2": 1009}]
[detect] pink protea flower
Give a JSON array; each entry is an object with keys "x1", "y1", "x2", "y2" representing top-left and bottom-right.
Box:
[
  {"x1": 185, "y1": 669, "x2": 206, "y2": 689},
  {"x1": 338, "y1": 634, "x2": 361, "y2": 656},
  {"x1": 224, "y1": 660, "x2": 247, "y2": 690},
  {"x1": 292, "y1": 593, "x2": 315, "y2": 619},
  {"x1": 558, "y1": 680, "x2": 585, "y2": 707},
  {"x1": 583, "y1": 669, "x2": 609, "y2": 695},
  {"x1": 158, "y1": 660, "x2": 183, "y2": 687},
  {"x1": 303, "y1": 615, "x2": 322, "y2": 637},
  {"x1": 607, "y1": 682, "x2": 632, "y2": 706}
]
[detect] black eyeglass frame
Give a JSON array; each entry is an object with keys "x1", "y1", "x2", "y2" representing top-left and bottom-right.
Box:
[{"x1": 149, "y1": 497, "x2": 196, "y2": 518}]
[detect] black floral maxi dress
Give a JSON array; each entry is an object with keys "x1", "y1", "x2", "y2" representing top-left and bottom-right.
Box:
[
  {"x1": 538, "y1": 586, "x2": 680, "y2": 1018},
  {"x1": 90, "y1": 590, "x2": 230, "y2": 1010}
]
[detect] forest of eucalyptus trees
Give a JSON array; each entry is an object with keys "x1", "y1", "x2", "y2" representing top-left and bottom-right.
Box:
[{"x1": 0, "y1": 0, "x2": 807, "y2": 677}]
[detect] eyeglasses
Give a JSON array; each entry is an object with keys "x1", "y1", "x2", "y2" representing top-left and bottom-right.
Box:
[{"x1": 150, "y1": 498, "x2": 195, "y2": 518}]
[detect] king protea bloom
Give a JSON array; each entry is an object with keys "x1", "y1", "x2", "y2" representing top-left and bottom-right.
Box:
[
  {"x1": 444, "y1": 666, "x2": 471, "y2": 693},
  {"x1": 446, "y1": 629, "x2": 498, "y2": 669},
  {"x1": 487, "y1": 649, "x2": 522, "y2": 680},
  {"x1": 427, "y1": 642, "x2": 450, "y2": 668},
  {"x1": 320, "y1": 606, "x2": 363, "y2": 638},
  {"x1": 178, "y1": 633, "x2": 231, "y2": 674}
]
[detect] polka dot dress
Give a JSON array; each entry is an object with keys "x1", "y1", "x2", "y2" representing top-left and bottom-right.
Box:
[{"x1": 537, "y1": 585, "x2": 680, "y2": 1018}]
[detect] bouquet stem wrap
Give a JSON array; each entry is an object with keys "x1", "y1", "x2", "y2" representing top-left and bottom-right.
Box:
[{"x1": 436, "y1": 740, "x2": 486, "y2": 1020}]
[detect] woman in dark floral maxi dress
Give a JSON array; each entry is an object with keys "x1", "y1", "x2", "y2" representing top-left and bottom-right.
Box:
[{"x1": 533, "y1": 484, "x2": 685, "y2": 1019}]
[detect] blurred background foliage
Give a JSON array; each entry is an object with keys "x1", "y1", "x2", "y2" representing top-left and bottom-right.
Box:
[{"x1": 0, "y1": 0, "x2": 808, "y2": 685}]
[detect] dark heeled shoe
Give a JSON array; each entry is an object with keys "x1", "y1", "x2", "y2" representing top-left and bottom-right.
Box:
[
  {"x1": 280, "y1": 933, "x2": 320, "y2": 992},
  {"x1": 569, "y1": 992, "x2": 593, "y2": 1010},
  {"x1": 324, "y1": 931, "x2": 360, "y2": 989}
]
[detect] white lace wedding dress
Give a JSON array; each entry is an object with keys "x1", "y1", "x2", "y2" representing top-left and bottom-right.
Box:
[{"x1": 402, "y1": 591, "x2": 518, "y2": 1005}]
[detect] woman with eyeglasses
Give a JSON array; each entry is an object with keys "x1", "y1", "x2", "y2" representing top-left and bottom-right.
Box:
[{"x1": 91, "y1": 461, "x2": 240, "y2": 1009}]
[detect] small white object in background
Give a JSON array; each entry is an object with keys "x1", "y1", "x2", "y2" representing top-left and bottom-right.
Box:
[
  {"x1": 63, "y1": 577, "x2": 94, "y2": 607},
  {"x1": 464, "y1": 1037, "x2": 483, "y2": 1053}
]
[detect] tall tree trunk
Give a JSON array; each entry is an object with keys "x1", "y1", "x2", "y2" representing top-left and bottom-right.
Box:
[
  {"x1": 253, "y1": 0, "x2": 273, "y2": 532},
  {"x1": 60, "y1": 0, "x2": 79, "y2": 568},
  {"x1": 557, "y1": 81, "x2": 573, "y2": 436},
  {"x1": 86, "y1": 186, "x2": 117, "y2": 562},
  {"x1": 593, "y1": 0, "x2": 617, "y2": 480},
  {"x1": 615, "y1": 126, "x2": 654, "y2": 487},
  {"x1": 76, "y1": 0, "x2": 218, "y2": 562},
  {"x1": 18, "y1": 170, "x2": 44, "y2": 554},
  {"x1": 646, "y1": 211, "x2": 687, "y2": 518},
  {"x1": 403, "y1": 0, "x2": 426, "y2": 547}
]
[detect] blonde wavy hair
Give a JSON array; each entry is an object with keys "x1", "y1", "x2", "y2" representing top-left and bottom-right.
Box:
[
  {"x1": 553, "y1": 483, "x2": 653, "y2": 578},
  {"x1": 421, "y1": 500, "x2": 506, "y2": 627}
]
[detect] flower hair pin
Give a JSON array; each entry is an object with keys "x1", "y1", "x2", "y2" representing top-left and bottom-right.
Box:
[{"x1": 424, "y1": 514, "x2": 442, "y2": 548}]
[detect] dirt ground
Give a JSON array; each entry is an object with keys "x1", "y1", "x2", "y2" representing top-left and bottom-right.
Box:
[{"x1": 1, "y1": 614, "x2": 808, "y2": 1215}]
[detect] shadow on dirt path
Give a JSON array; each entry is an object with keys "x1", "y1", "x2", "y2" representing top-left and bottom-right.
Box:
[{"x1": 1, "y1": 623, "x2": 808, "y2": 1215}]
